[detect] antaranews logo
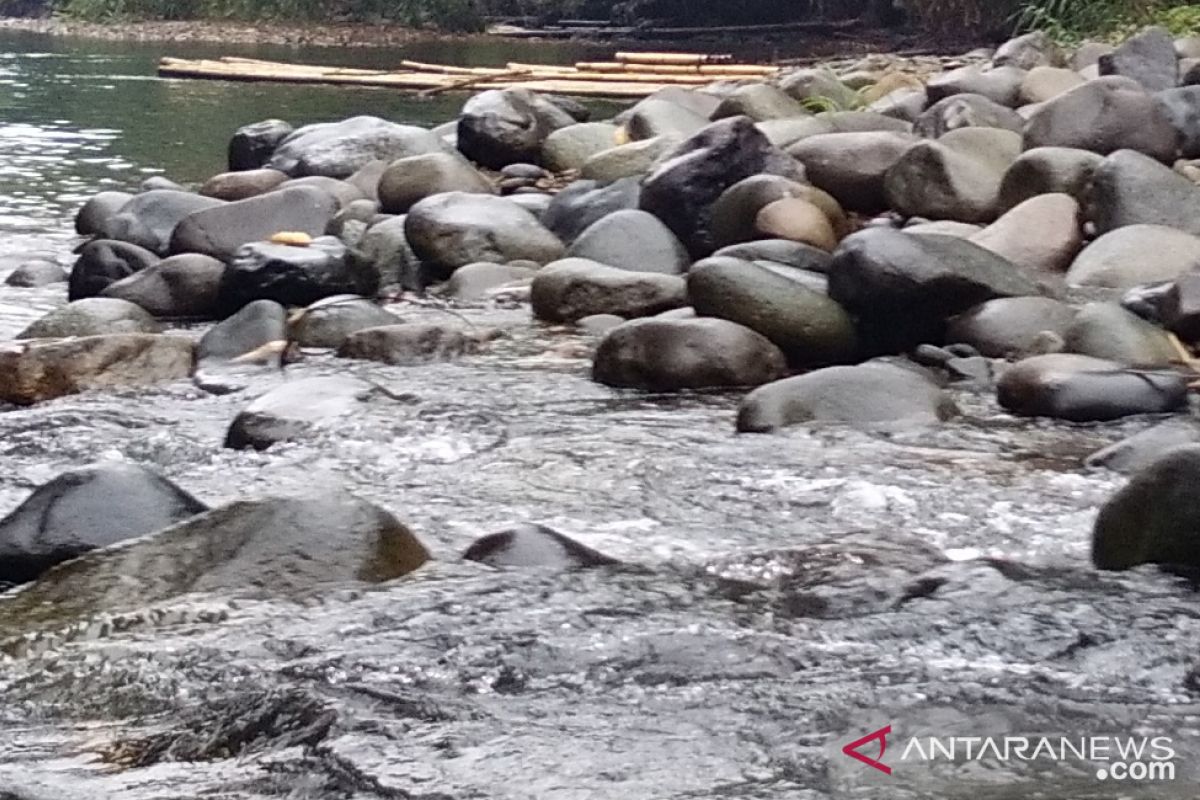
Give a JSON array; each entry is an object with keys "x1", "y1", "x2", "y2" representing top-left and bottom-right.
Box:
[{"x1": 840, "y1": 725, "x2": 1178, "y2": 782}]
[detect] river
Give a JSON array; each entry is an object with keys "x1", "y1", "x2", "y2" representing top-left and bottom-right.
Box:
[{"x1": 0, "y1": 29, "x2": 1199, "y2": 800}]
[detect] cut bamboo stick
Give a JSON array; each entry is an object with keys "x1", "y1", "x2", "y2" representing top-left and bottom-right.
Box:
[
  {"x1": 575, "y1": 61, "x2": 778, "y2": 76},
  {"x1": 616, "y1": 52, "x2": 733, "y2": 66}
]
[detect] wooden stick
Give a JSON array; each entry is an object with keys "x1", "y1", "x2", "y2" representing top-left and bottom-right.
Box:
[
  {"x1": 418, "y1": 68, "x2": 532, "y2": 97},
  {"x1": 616, "y1": 52, "x2": 732, "y2": 66}
]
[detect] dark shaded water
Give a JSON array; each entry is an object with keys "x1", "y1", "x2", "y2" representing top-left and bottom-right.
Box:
[{"x1": 0, "y1": 30, "x2": 1199, "y2": 800}]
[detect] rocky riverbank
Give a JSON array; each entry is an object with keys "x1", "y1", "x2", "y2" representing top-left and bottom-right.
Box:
[{"x1": 6, "y1": 24, "x2": 1200, "y2": 797}]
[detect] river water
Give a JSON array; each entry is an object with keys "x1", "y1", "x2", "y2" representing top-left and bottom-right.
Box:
[{"x1": 0, "y1": 30, "x2": 1199, "y2": 800}]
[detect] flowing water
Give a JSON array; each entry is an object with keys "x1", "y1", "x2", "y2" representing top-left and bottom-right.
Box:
[{"x1": 0, "y1": 30, "x2": 1199, "y2": 800}]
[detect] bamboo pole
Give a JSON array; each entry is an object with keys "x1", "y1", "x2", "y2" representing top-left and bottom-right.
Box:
[
  {"x1": 575, "y1": 61, "x2": 778, "y2": 76},
  {"x1": 616, "y1": 52, "x2": 733, "y2": 66},
  {"x1": 418, "y1": 68, "x2": 532, "y2": 97}
]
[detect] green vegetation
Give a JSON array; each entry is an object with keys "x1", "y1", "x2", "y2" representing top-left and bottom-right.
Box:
[{"x1": 1013, "y1": 0, "x2": 1200, "y2": 42}]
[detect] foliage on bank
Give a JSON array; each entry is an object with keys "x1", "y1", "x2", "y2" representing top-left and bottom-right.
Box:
[{"x1": 905, "y1": 0, "x2": 1200, "y2": 41}]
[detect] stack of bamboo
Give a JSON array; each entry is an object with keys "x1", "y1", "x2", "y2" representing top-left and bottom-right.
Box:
[{"x1": 157, "y1": 51, "x2": 780, "y2": 99}]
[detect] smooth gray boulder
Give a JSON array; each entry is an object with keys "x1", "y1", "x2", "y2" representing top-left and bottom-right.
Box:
[
  {"x1": 1098, "y1": 26, "x2": 1178, "y2": 92},
  {"x1": 269, "y1": 117, "x2": 445, "y2": 178},
  {"x1": 101, "y1": 190, "x2": 226, "y2": 256},
  {"x1": 914, "y1": 94, "x2": 1024, "y2": 139},
  {"x1": 376, "y1": 152, "x2": 494, "y2": 214},
  {"x1": 531, "y1": 258, "x2": 687, "y2": 322},
  {"x1": 100, "y1": 253, "x2": 226, "y2": 319},
  {"x1": 1063, "y1": 302, "x2": 1178, "y2": 366},
  {"x1": 457, "y1": 88, "x2": 576, "y2": 169},
  {"x1": 169, "y1": 186, "x2": 339, "y2": 261},
  {"x1": 1087, "y1": 149, "x2": 1200, "y2": 235},
  {"x1": 566, "y1": 210, "x2": 690, "y2": 275},
  {"x1": 1022, "y1": 78, "x2": 1177, "y2": 161},
  {"x1": 946, "y1": 297, "x2": 1078, "y2": 359},
  {"x1": 997, "y1": 353, "x2": 1188, "y2": 421},
  {"x1": 75, "y1": 191, "x2": 135, "y2": 236},
  {"x1": 17, "y1": 297, "x2": 160, "y2": 339},
  {"x1": 1067, "y1": 224, "x2": 1200, "y2": 288},
  {"x1": 787, "y1": 131, "x2": 915, "y2": 212},
  {"x1": 998, "y1": 147, "x2": 1103, "y2": 210},
  {"x1": 541, "y1": 122, "x2": 622, "y2": 171},
  {"x1": 289, "y1": 295, "x2": 402, "y2": 348},
  {"x1": 229, "y1": 119, "x2": 293, "y2": 171},
  {"x1": 225, "y1": 375, "x2": 377, "y2": 450},
  {"x1": 463, "y1": 523, "x2": 618, "y2": 570},
  {"x1": 337, "y1": 323, "x2": 479, "y2": 365},
  {"x1": 219, "y1": 237, "x2": 377, "y2": 315}
]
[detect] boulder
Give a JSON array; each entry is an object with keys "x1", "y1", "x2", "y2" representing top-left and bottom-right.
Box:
[
  {"x1": 639, "y1": 116, "x2": 804, "y2": 258},
  {"x1": 0, "y1": 334, "x2": 194, "y2": 405},
  {"x1": 778, "y1": 67, "x2": 859, "y2": 107},
  {"x1": 355, "y1": 215, "x2": 423, "y2": 290},
  {"x1": 592, "y1": 316, "x2": 786, "y2": 390},
  {"x1": 994, "y1": 31, "x2": 1059, "y2": 70},
  {"x1": 445, "y1": 262, "x2": 535, "y2": 302},
  {"x1": 1093, "y1": 445, "x2": 1200, "y2": 570},
  {"x1": 531, "y1": 258, "x2": 687, "y2": 322},
  {"x1": 1018, "y1": 66, "x2": 1086, "y2": 105},
  {"x1": 926, "y1": 65, "x2": 1026, "y2": 107},
  {"x1": 6, "y1": 260, "x2": 66, "y2": 288},
  {"x1": 101, "y1": 190, "x2": 226, "y2": 256},
  {"x1": 1086, "y1": 419, "x2": 1200, "y2": 474},
  {"x1": 566, "y1": 209, "x2": 690, "y2": 274},
  {"x1": 688, "y1": 256, "x2": 856, "y2": 364},
  {"x1": 1098, "y1": 26, "x2": 1178, "y2": 91},
  {"x1": 219, "y1": 237, "x2": 377, "y2": 314},
  {"x1": 1066, "y1": 224, "x2": 1200, "y2": 288},
  {"x1": 709, "y1": 174, "x2": 845, "y2": 250},
  {"x1": 279, "y1": 175, "x2": 365, "y2": 209},
  {"x1": 946, "y1": 297, "x2": 1078, "y2": 359},
  {"x1": 620, "y1": 97, "x2": 710, "y2": 141},
  {"x1": 865, "y1": 87, "x2": 927, "y2": 122},
  {"x1": 376, "y1": 152, "x2": 493, "y2": 214},
  {"x1": 997, "y1": 147, "x2": 1103, "y2": 210},
  {"x1": 1063, "y1": 302, "x2": 1178, "y2": 366},
  {"x1": 0, "y1": 493, "x2": 429, "y2": 617},
  {"x1": 712, "y1": 83, "x2": 809, "y2": 121},
  {"x1": 17, "y1": 297, "x2": 160, "y2": 339},
  {"x1": 457, "y1": 89, "x2": 576, "y2": 169},
  {"x1": 346, "y1": 159, "x2": 389, "y2": 201},
  {"x1": 737, "y1": 361, "x2": 956, "y2": 432},
  {"x1": 327, "y1": 198, "x2": 382, "y2": 240},
  {"x1": 289, "y1": 295, "x2": 402, "y2": 348},
  {"x1": 542, "y1": 177, "x2": 641, "y2": 244},
  {"x1": 968, "y1": 193, "x2": 1082, "y2": 273},
  {"x1": 0, "y1": 463, "x2": 207, "y2": 585},
  {"x1": 268, "y1": 117, "x2": 445, "y2": 178},
  {"x1": 200, "y1": 168, "x2": 289, "y2": 201},
  {"x1": 1087, "y1": 149, "x2": 1200, "y2": 235},
  {"x1": 905, "y1": 221, "x2": 983, "y2": 237},
  {"x1": 225, "y1": 375, "x2": 376, "y2": 450},
  {"x1": 1154, "y1": 86, "x2": 1200, "y2": 159},
  {"x1": 827, "y1": 228, "x2": 1041, "y2": 352},
  {"x1": 194, "y1": 299, "x2": 287, "y2": 393},
  {"x1": 463, "y1": 523, "x2": 618, "y2": 569},
  {"x1": 753, "y1": 198, "x2": 838, "y2": 252},
  {"x1": 1162, "y1": 272, "x2": 1200, "y2": 341},
  {"x1": 68, "y1": 240, "x2": 161, "y2": 301},
  {"x1": 914, "y1": 94, "x2": 1024, "y2": 139},
  {"x1": 541, "y1": 122, "x2": 621, "y2": 171},
  {"x1": 100, "y1": 253, "x2": 226, "y2": 319},
  {"x1": 713, "y1": 239, "x2": 832, "y2": 273},
  {"x1": 787, "y1": 130, "x2": 915, "y2": 212},
  {"x1": 580, "y1": 136, "x2": 677, "y2": 182},
  {"x1": 405, "y1": 192, "x2": 565, "y2": 274},
  {"x1": 1073, "y1": 41, "x2": 1115, "y2": 71},
  {"x1": 75, "y1": 191, "x2": 134, "y2": 236},
  {"x1": 337, "y1": 323, "x2": 478, "y2": 365},
  {"x1": 228, "y1": 119, "x2": 293, "y2": 172},
  {"x1": 1022, "y1": 78, "x2": 1177, "y2": 161},
  {"x1": 997, "y1": 353, "x2": 1188, "y2": 421},
  {"x1": 883, "y1": 129, "x2": 1021, "y2": 223}
]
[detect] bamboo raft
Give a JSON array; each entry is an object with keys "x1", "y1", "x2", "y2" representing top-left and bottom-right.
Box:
[{"x1": 157, "y1": 51, "x2": 780, "y2": 99}]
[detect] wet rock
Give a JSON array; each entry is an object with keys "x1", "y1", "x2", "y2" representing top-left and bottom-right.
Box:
[
  {"x1": 101, "y1": 190, "x2": 226, "y2": 256},
  {"x1": 17, "y1": 297, "x2": 160, "y2": 339},
  {"x1": 946, "y1": 297, "x2": 1078, "y2": 359},
  {"x1": 639, "y1": 116, "x2": 804, "y2": 258},
  {"x1": 1022, "y1": 78, "x2": 1177, "y2": 161},
  {"x1": 531, "y1": 258, "x2": 687, "y2": 323},
  {"x1": 1063, "y1": 302, "x2": 1178, "y2": 366},
  {"x1": 998, "y1": 147, "x2": 1102, "y2": 210},
  {"x1": 620, "y1": 97, "x2": 710, "y2": 141},
  {"x1": 464, "y1": 523, "x2": 618, "y2": 569},
  {"x1": 883, "y1": 128, "x2": 1020, "y2": 223},
  {"x1": 194, "y1": 299, "x2": 286, "y2": 393},
  {"x1": 914, "y1": 94, "x2": 1024, "y2": 139},
  {"x1": 712, "y1": 239, "x2": 832, "y2": 273},
  {"x1": 100, "y1": 253, "x2": 226, "y2": 319},
  {"x1": 542, "y1": 177, "x2": 641, "y2": 244},
  {"x1": 0, "y1": 462, "x2": 207, "y2": 585},
  {"x1": 75, "y1": 190, "x2": 134, "y2": 236},
  {"x1": 1153, "y1": 86, "x2": 1200, "y2": 159},
  {"x1": 756, "y1": 116, "x2": 834, "y2": 148},
  {"x1": 580, "y1": 135, "x2": 677, "y2": 182},
  {"x1": 787, "y1": 131, "x2": 915, "y2": 212},
  {"x1": 327, "y1": 198, "x2": 381, "y2": 239},
  {"x1": 1099, "y1": 26, "x2": 1178, "y2": 92},
  {"x1": 5, "y1": 260, "x2": 66, "y2": 288},
  {"x1": 737, "y1": 361, "x2": 955, "y2": 432},
  {"x1": 0, "y1": 334, "x2": 194, "y2": 405},
  {"x1": 200, "y1": 168, "x2": 289, "y2": 201},
  {"x1": 994, "y1": 30, "x2": 1059, "y2": 70},
  {"x1": 577, "y1": 313, "x2": 625, "y2": 334},
  {"x1": 68, "y1": 240, "x2": 161, "y2": 300},
  {"x1": 968, "y1": 193, "x2": 1082, "y2": 273},
  {"x1": 1066, "y1": 225, "x2": 1200, "y2": 288},
  {"x1": 1093, "y1": 445, "x2": 1200, "y2": 570},
  {"x1": 446, "y1": 262, "x2": 536, "y2": 302},
  {"x1": 1162, "y1": 272, "x2": 1200, "y2": 341},
  {"x1": 997, "y1": 353, "x2": 1188, "y2": 421},
  {"x1": 828, "y1": 228, "x2": 1041, "y2": 353},
  {"x1": 687, "y1": 255, "x2": 856, "y2": 364},
  {"x1": 593, "y1": 316, "x2": 786, "y2": 390},
  {"x1": 269, "y1": 117, "x2": 444, "y2": 179},
  {"x1": 345, "y1": 158, "x2": 389, "y2": 201},
  {"x1": 1086, "y1": 419, "x2": 1200, "y2": 474},
  {"x1": 355, "y1": 216, "x2": 422, "y2": 290},
  {"x1": 219, "y1": 237, "x2": 377, "y2": 314},
  {"x1": 541, "y1": 122, "x2": 621, "y2": 171},
  {"x1": 290, "y1": 295, "x2": 402, "y2": 348},
  {"x1": 337, "y1": 323, "x2": 477, "y2": 365},
  {"x1": 712, "y1": 84, "x2": 809, "y2": 121},
  {"x1": 228, "y1": 119, "x2": 293, "y2": 172},
  {"x1": 0, "y1": 492, "x2": 428, "y2": 616},
  {"x1": 376, "y1": 152, "x2": 493, "y2": 214},
  {"x1": 140, "y1": 176, "x2": 185, "y2": 193},
  {"x1": 1086, "y1": 150, "x2": 1200, "y2": 236},
  {"x1": 905, "y1": 220, "x2": 982, "y2": 237},
  {"x1": 279, "y1": 175, "x2": 365, "y2": 209},
  {"x1": 225, "y1": 375, "x2": 377, "y2": 450},
  {"x1": 1018, "y1": 66, "x2": 1086, "y2": 105},
  {"x1": 754, "y1": 198, "x2": 838, "y2": 252},
  {"x1": 926, "y1": 65, "x2": 1026, "y2": 107},
  {"x1": 709, "y1": 174, "x2": 845, "y2": 250},
  {"x1": 566, "y1": 209, "x2": 690, "y2": 275},
  {"x1": 405, "y1": 192, "x2": 565, "y2": 275},
  {"x1": 457, "y1": 89, "x2": 575, "y2": 169}
]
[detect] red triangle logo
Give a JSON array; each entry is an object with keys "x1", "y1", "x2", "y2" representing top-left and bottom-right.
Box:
[{"x1": 842, "y1": 725, "x2": 893, "y2": 775}]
